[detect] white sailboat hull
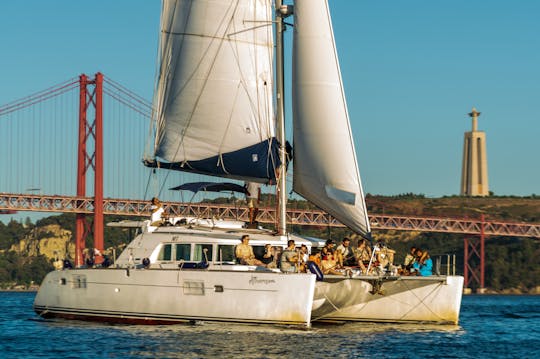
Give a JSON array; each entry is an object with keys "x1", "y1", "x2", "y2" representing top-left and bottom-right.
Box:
[
  {"x1": 314, "y1": 275, "x2": 464, "y2": 324},
  {"x1": 34, "y1": 268, "x2": 316, "y2": 327}
]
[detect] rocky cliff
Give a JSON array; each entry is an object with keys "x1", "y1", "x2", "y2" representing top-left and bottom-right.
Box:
[{"x1": 9, "y1": 224, "x2": 75, "y2": 261}]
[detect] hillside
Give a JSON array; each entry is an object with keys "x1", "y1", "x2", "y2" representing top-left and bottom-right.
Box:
[{"x1": 364, "y1": 194, "x2": 540, "y2": 223}]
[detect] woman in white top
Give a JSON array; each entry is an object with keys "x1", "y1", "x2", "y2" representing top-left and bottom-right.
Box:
[{"x1": 150, "y1": 197, "x2": 164, "y2": 226}]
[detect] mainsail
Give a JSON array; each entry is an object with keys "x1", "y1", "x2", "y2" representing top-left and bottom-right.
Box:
[
  {"x1": 292, "y1": 0, "x2": 371, "y2": 236},
  {"x1": 150, "y1": 0, "x2": 279, "y2": 183}
]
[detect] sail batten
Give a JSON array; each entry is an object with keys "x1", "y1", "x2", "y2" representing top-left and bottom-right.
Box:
[
  {"x1": 292, "y1": 0, "x2": 371, "y2": 236},
  {"x1": 152, "y1": 0, "x2": 277, "y2": 182}
]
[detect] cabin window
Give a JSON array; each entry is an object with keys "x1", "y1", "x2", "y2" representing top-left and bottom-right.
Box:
[
  {"x1": 71, "y1": 275, "x2": 87, "y2": 289},
  {"x1": 217, "y1": 245, "x2": 235, "y2": 262},
  {"x1": 193, "y1": 244, "x2": 213, "y2": 262},
  {"x1": 175, "y1": 244, "x2": 191, "y2": 261},
  {"x1": 158, "y1": 244, "x2": 172, "y2": 261},
  {"x1": 252, "y1": 245, "x2": 265, "y2": 259},
  {"x1": 183, "y1": 280, "x2": 205, "y2": 295}
]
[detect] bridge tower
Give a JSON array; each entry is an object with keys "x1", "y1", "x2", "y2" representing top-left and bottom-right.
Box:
[
  {"x1": 76, "y1": 73, "x2": 104, "y2": 266},
  {"x1": 463, "y1": 215, "x2": 486, "y2": 293},
  {"x1": 460, "y1": 108, "x2": 489, "y2": 196}
]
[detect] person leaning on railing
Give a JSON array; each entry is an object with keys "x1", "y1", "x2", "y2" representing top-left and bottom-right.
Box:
[{"x1": 412, "y1": 248, "x2": 433, "y2": 276}]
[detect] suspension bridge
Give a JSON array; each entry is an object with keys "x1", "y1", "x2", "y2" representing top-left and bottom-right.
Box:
[{"x1": 1, "y1": 73, "x2": 539, "y2": 290}]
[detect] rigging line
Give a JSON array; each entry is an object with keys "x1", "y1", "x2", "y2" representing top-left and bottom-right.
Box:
[
  {"x1": 311, "y1": 293, "x2": 343, "y2": 322},
  {"x1": 152, "y1": 0, "x2": 188, "y2": 151},
  {"x1": 215, "y1": 82, "x2": 242, "y2": 170},
  {"x1": 164, "y1": 1, "x2": 239, "y2": 162},
  {"x1": 399, "y1": 279, "x2": 447, "y2": 321},
  {"x1": 228, "y1": 3, "x2": 274, "y2": 144}
]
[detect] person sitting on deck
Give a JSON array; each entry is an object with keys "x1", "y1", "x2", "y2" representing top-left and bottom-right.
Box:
[
  {"x1": 354, "y1": 239, "x2": 372, "y2": 274},
  {"x1": 400, "y1": 246, "x2": 417, "y2": 275},
  {"x1": 320, "y1": 247, "x2": 344, "y2": 275},
  {"x1": 260, "y1": 244, "x2": 276, "y2": 268},
  {"x1": 297, "y1": 244, "x2": 309, "y2": 273},
  {"x1": 150, "y1": 197, "x2": 165, "y2": 226},
  {"x1": 235, "y1": 235, "x2": 265, "y2": 266},
  {"x1": 336, "y1": 237, "x2": 355, "y2": 267},
  {"x1": 321, "y1": 239, "x2": 336, "y2": 260},
  {"x1": 280, "y1": 240, "x2": 299, "y2": 273},
  {"x1": 412, "y1": 248, "x2": 433, "y2": 276},
  {"x1": 375, "y1": 241, "x2": 396, "y2": 271}
]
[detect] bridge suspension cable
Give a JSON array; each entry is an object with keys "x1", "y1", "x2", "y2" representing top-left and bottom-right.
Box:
[{"x1": 0, "y1": 78, "x2": 79, "y2": 116}]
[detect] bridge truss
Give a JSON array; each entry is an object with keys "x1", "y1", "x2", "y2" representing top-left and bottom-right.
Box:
[{"x1": 1, "y1": 193, "x2": 538, "y2": 238}]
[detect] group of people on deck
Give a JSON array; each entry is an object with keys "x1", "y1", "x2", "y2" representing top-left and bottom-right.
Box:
[
  {"x1": 149, "y1": 197, "x2": 433, "y2": 277},
  {"x1": 234, "y1": 235, "x2": 433, "y2": 276},
  {"x1": 235, "y1": 235, "x2": 308, "y2": 272},
  {"x1": 400, "y1": 246, "x2": 433, "y2": 276}
]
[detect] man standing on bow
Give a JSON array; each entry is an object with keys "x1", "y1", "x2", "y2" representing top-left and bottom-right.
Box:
[{"x1": 245, "y1": 181, "x2": 261, "y2": 226}]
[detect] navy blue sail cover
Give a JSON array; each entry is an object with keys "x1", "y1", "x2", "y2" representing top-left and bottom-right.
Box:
[{"x1": 146, "y1": 138, "x2": 284, "y2": 184}]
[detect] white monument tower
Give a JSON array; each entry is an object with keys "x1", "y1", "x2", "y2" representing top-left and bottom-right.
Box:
[{"x1": 460, "y1": 108, "x2": 489, "y2": 196}]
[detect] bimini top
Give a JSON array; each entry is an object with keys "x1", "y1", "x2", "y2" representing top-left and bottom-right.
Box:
[{"x1": 170, "y1": 182, "x2": 248, "y2": 195}]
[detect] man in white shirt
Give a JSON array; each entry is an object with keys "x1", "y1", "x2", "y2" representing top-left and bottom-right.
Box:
[{"x1": 336, "y1": 237, "x2": 355, "y2": 267}]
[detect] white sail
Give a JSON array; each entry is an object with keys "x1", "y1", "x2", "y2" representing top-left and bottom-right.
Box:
[
  {"x1": 292, "y1": 0, "x2": 371, "y2": 236},
  {"x1": 152, "y1": 0, "x2": 278, "y2": 182}
]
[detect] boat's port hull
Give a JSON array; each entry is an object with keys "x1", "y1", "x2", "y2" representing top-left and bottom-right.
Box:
[{"x1": 34, "y1": 268, "x2": 316, "y2": 327}]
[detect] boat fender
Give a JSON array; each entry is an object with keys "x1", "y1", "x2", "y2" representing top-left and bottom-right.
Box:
[
  {"x1": 142, "y1": 258, "x2": 150, "y2": 268},
  {"x1": 307, "y1": 261, "x2": 323, "y2": 281}
]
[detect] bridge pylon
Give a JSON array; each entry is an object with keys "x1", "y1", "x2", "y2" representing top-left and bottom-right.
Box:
[
  {"x1": 463, "y1": 215, "x2": 486, "y2": 293},
  {"x1": 76, "y1": 73, "x2": 104, "y2": 267}
]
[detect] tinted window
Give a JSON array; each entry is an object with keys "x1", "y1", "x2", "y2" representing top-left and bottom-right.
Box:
[
  {"x1": 217, "y1": 245, "x2": 235, "y2": 262},
  {"x1": 175, "y1": 244, "x2": 191, "y2": 261},
  {"x1": 194, "y1": 244, "x2": 213, "y2": 262},
  {"x1": 158, "y1": 244, "x2": 172, "y2": 261},
  {"x1": 252, "y1": 245, "x2": 265, "y2": 259}
]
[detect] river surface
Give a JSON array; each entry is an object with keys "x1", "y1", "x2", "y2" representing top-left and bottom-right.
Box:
[{"x1": 0, "y1": 292, "x2": 538, "y2": 358}]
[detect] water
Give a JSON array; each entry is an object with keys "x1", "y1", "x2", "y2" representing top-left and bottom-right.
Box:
[{"x1": 0, "y1": 292, "x2": 538, "y2": 359}]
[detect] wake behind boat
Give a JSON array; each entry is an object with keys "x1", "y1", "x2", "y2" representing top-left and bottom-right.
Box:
[{"x1": 34, "y1": 0, "x2": 463, "y2": 327}]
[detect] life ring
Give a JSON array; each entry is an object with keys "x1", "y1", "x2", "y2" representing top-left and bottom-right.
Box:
[{"x1": 307, "y1": 261, "x2": 324, "y2": 281}]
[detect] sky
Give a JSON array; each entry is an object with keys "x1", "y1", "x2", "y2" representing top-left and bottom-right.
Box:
[{"x1": 0, "y1": 0, "x2": 539, "y2": 199}]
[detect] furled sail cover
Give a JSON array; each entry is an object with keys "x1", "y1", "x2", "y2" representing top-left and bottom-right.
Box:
[
  {"x1": 292, "y1": 0, "x2": 371, "y2": 236},
  {"x1": 151, "y1": 0, "x2": 278, "y2": 183}
]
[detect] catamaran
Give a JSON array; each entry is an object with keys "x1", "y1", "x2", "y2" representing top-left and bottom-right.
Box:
[{"x1": 34, "y1": 0, "x2": 463, "y2": 327}]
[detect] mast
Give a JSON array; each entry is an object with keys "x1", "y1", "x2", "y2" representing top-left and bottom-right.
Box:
[{"x1": 275, "y1": 0, "x2": 292, "y2": 236}]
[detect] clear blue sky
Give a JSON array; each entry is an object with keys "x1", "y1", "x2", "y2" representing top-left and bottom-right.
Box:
[{"x1": 1, "y1": 0, "x2": 538, "y2": 197}]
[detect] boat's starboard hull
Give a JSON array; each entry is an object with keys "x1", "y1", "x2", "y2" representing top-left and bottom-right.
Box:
[{"x1": 314, "y1": 275, "x2": 464, "y2": 324}]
